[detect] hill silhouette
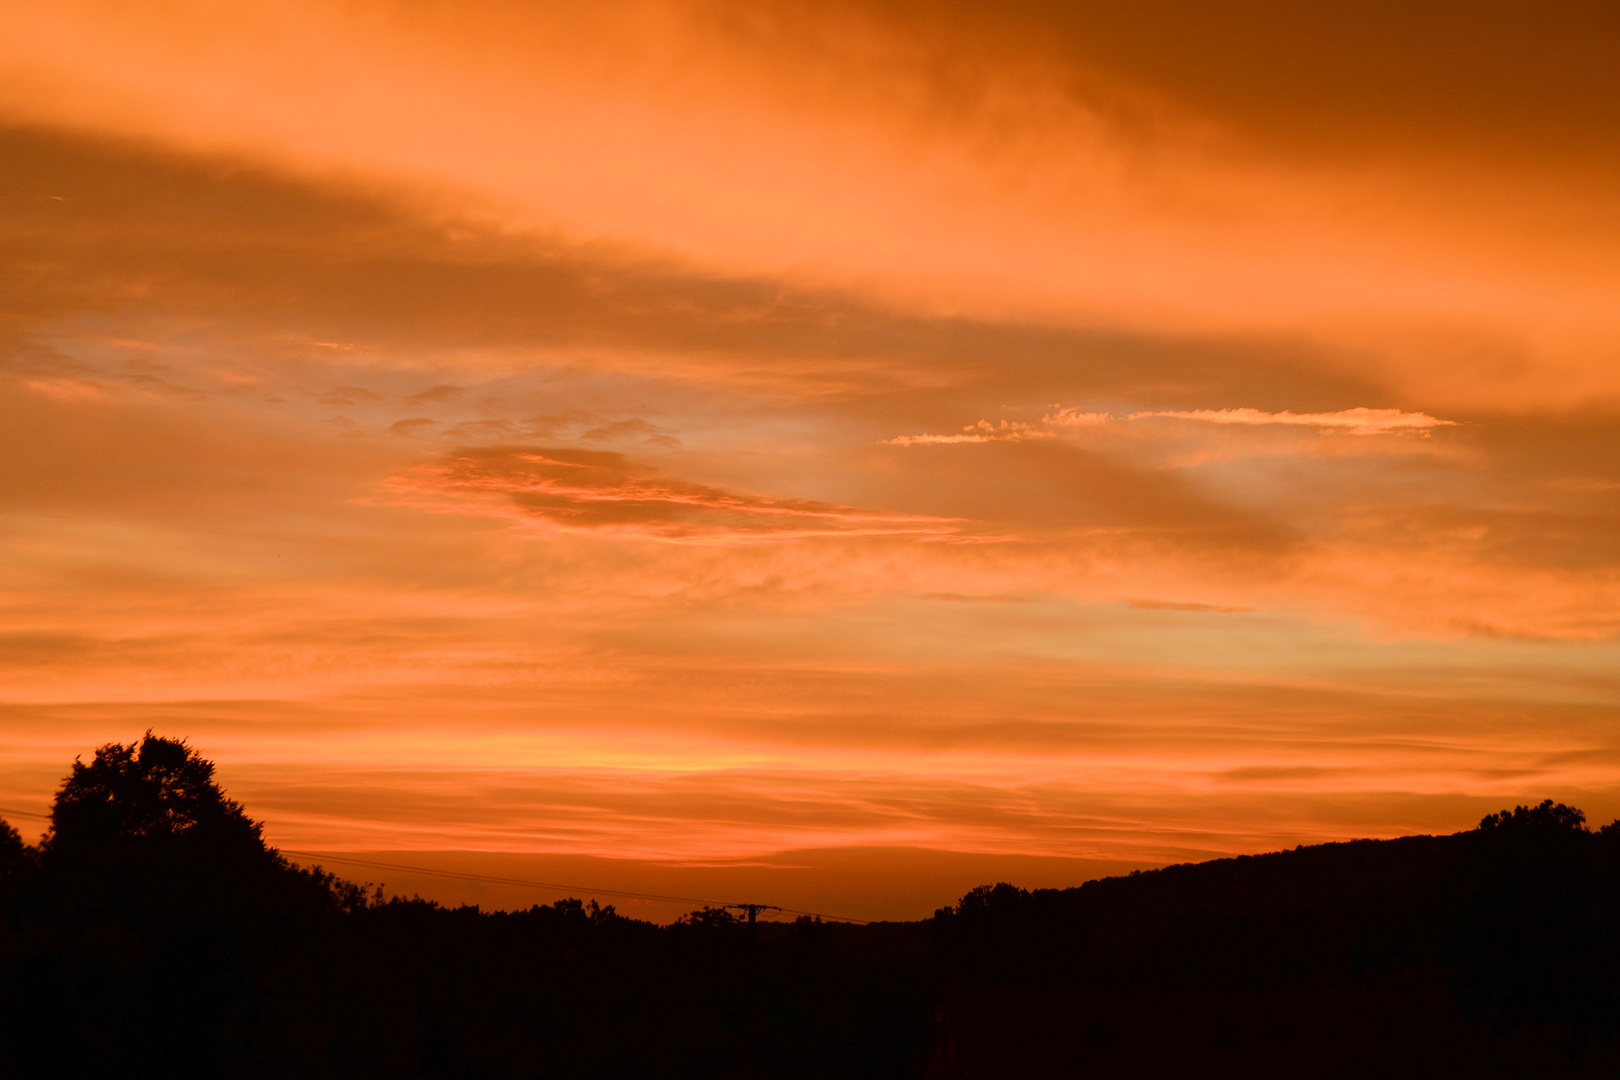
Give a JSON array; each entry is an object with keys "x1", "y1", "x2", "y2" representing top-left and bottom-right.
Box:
[
  {"x1": 1, "y1": 736, "x2": 1618, "y2": 1078},
  {"x1": 925, "y1": 800, "x2": 1620, "y2": 1077}
]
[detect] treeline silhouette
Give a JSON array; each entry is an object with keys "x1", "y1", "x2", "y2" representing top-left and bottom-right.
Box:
[{"x1": 1, "y1": 736, "x2": 1618, "y2": 1078}]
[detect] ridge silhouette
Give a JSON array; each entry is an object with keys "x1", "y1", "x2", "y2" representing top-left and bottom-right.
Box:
[{"x1": 1, "y1": 736, "x2": 1617, "y2": 1078}]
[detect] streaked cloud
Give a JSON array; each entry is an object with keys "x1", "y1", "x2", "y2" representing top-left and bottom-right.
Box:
[
  {"x1": 888, "y1": 405, "x2": 1455, "y2": 449},
  {"x1": 1132, "y1": 406, "x2": 1455, "y2": 435},
  {"x1": 407, "y1": 384, "x2": 465, "y2": 405},
  {"x1": 387, "y1": 417, "x2": 438, "y2": 437},
  {"x1": 385, "y1": 446, "x2": 968, "y2": 544},
  {"x1": 882, "y1": 420, "x2": 1053, "y2": 446}
]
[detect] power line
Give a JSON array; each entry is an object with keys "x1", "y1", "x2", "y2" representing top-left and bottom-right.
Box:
[{"x1": 0, "y1": 807, "x2": 871, "y2": 923}]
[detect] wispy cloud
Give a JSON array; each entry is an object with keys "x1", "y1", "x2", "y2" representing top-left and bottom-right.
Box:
[
  {"x1": 19, "y1": 377, "x2": 110, "y2": 402},
  {"x1": 1129, "y1": 407, "x2": 1455, "y2": 435},
  {"x1": 407, "y1": 384, "x2": 464, "y2": 405},
  {"x1": 387, "y1": 417, "x2": 438, "y2": 437},
  {"x1": 385, "y1": 446, "x2": 969, "y2": 544},
  {"x1": 1127, "y1": 599, "x2": 1252, "y2": 614},
  {"x1": 1042, "y1": 409, "x2": 1112, "y2": 428},
  {"x1": 882, "y1": 420, "x2": 1054, "y2": 446},
  {"x1": 889, "y1": 406, "x2": 1455, "y2": 446},
  {"x1": 319, "y1": 386, "x2": 379, "y2": 406}
]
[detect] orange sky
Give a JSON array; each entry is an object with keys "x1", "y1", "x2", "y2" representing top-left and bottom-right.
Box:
[{"x1": 3, "y1": 0, "x2": 1620, "y2": 920}]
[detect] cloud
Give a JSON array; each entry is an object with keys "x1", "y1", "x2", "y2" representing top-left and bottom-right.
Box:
[
  {"x1": 1130, "y1": 407, "x2": 1454, "y2": 435},
  {"x1": 445, "y1": 418, "x2": 520, "y2": 441},
  {"x1": 799, "y1": 1, "x2": 1620, "y2": 167},
  {"x1": 385, "y1": 446, "x2": 968, "y2": 544},
  {"x1": 407, "y1": 384, "x2": 464, "y2": 405},
  {"x1": 0, "y1": 124, "x2": 1410, "y2": 422},
  {"x1": 320, "y1": 386, "x2": 380, "y2": 406},
  {"x1": 578, "y1": 417, "x2": 680, "y2": 446},
  {"x1": 18, "y1": 377, "x2": 109, "y2": 402},
  {"x1": 387, "y1": 417, "x2": 438, "y2": 437},
  {"x1": 889, "y1": 406, "x2": 1455, "y2": 447},
  {"x1": 883, "y1": 420, "x2": 1054, "y2": 446},
  {"x1": 1042, "y1": 409, "x2": 1112, "y2": 427},
  {"x1": 7, "y1": 0, "x2": 1619, "y2": 415},
  {"x1": 1127, "y1": 599, "x2": 1252, "y2": 614}
]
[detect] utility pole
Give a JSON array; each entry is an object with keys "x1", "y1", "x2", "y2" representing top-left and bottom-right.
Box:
[
  {"x1": 723, "y1": 903, "x2": 780, "y2": 1071},
  {"x1": 726, "y1": 902, "x2": 782, "y2": 946},
  {"x1": 729, "y1": 903, "x2": 780, "y2": 927}
]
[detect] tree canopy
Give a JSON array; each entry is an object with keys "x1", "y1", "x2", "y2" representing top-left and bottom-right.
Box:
[
  {"x1": 0, "y1": 820, "x2": 28, "y2": 877},
  {"x1": 1477, "y1": 799, "x2": 1588, "y2": 833},
  {"x1": 43, "y1": 733, "x2": 264, "y2": 857}
]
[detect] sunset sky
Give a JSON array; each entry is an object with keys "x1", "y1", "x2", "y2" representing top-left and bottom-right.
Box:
[{"x1": 4, "y1": 0, "x2": 1620, "y2": 920}]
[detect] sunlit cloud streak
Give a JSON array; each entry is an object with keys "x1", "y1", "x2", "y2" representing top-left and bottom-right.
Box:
[
  {"x1": 882, "y1": 420, "x2": 1054, "y2": 446},
  {"x1": 384, "y1": 446, "x2": 973, "y2": 544},
  {"x1": 1129, "y1": 407, "x2": 1455, "y2": 435},
  {"x1": 890, "y1": 406, "x2": 1455, "y2": 446}
]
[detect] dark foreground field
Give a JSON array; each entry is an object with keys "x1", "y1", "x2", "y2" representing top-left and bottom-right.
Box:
[{"x1": 3, "y1": 736, "x2": 1619, "y2": 1078}]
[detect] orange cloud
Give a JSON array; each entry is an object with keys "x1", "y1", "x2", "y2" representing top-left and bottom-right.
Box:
[
  {"x1": 5, "y1": 0, "x2": 1619, "y2": 411},
  {"x1": 1130, "y1": 407, "x2": 1454, "y2": 435},
  {"x1": 882, "y1": 420, "x2": 1053, "y2": 446},
  {"x1": 894, "y1": 406, "x2": 1454, "y2": 446},
  {"x1": 385, "y1": 446, "x2": 969, "y2": 544}
]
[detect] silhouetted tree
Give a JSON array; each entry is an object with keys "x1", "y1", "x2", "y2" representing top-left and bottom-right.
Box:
[
  {"x1": 1478, "y1": 799, "x2": 1588, "y2": 833},
  {"x1": 0, "y1": 819, "x2": 30, "y2": 877},
  {"x1": 680, "y1": 905, "x2": 743, "y2": 929},
  {"x1": 953, "y1": 882, "x2": 1028, "y2": 917},
  {"x1": 43, "y1": 732, "x2": 264, "y2": 857},
  {"x1": 2, "y1": 736, "x2": 359, "y2": 1079}
]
